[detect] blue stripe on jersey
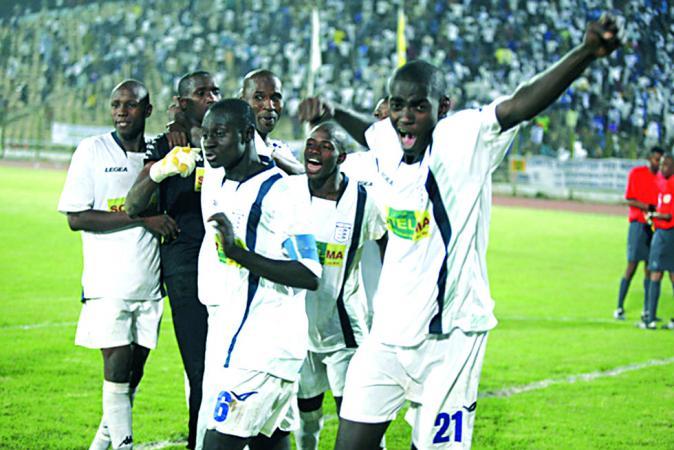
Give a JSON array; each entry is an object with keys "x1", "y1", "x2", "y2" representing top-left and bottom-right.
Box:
[
  {"x1": 283, "y1": 234, "x2": 320, "y2": 262},
  {"x1": 335, "y1": 182, "x2": 367, "y2": 348},
  {"x1": 425, "y1": 171, "x2": 452, "y2": 334},
  {"x1": 224, "y1": 173, "x2": 283, "y2": 368}
]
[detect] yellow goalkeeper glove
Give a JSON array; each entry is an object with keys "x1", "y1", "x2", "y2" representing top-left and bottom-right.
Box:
[{"x1": 149, "y1": 146, "x2": 201, "y2": 183}]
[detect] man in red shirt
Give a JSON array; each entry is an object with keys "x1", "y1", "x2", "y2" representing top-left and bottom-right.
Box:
[
  {"x1": 641, "y1": 153, "x2": 674, "y2": 329},
  {"x1": 615, "y1": 147, "x2": 664, "y2": 320}
]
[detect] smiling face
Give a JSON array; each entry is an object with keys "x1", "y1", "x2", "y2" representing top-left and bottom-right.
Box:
[
  {"x1": 388, "y1": 79, "x2": 440, "y2": 161},
  {"x1": 201, "y1": 111, "x2": 252, "y2": 170},
  {"x1": 110, "y1": 86, "x2": 151, "y2": 141},
  {"x1": 241, "y1": 74, "x2": 283, "y2": 138},
  {"x1": 304, "y1": 125, "x2": 346, "y2": 181}
]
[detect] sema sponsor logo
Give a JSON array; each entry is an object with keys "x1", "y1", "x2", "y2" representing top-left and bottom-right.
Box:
[
  {"x1": 107, "y1": 197, "x2": 126, "y2": 212},
  {"x1": 316, "y1": 241, "x2": 346, "y2": 267},
  {"x1": 386, "y1": 207, "x2": 431, "y2": 241}
]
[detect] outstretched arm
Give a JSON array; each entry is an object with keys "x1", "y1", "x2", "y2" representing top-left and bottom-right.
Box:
[
  {"x1": 496, "y1": 14, "x2": 622, "y2": 131},
  {"x1": 298, "y1": 97, "x2": 373, "y2": 148},
  {"x1": 209, "y1": 213, "x2": 319, "y2": 290}
]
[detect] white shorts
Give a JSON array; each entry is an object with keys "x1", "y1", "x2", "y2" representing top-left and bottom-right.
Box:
[
  {"x1": 298, "y1": 348, "x2": 356, "y2": 399},
  {"x1": 75, "y1": 298, "x2": 163, "y2": 349},
  {"x1": 203, "y1": 368, "x2": 299, "y2": 438},
  {"x1": 340, "y1": 329, "x2": 487, "y2": 449}
]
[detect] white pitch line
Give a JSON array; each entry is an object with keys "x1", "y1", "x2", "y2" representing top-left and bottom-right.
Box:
[
  {"x1": 137, "y1": 440, "x2": 187, "y2": 450},
  {"x1": 128, "y1": 358, "x2": 674, "y2": 449},
  {"x1": 0, "y1": 321, "x2": 77, "y2": 330},
  {"x1": 480, "y1": 356, "x2": 674, "y2": 398},
  {"x1": 500, "y1": 315, "x2": 617, "y2": 324}
]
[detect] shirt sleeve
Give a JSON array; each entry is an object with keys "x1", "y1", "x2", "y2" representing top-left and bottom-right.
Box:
[
  {"x1": 268, "y1": 180, "x2": 322, "y2": 278},
  {"x1": 270, "y1": 140, "x2": 301, "y2": 164},
  {"x1": 57, "y1": 139, "x2": 95, "y2": 213},
  {"x1": 363, "y1": 184, "x2": 388, "y2": 241},
  {"x1": 475, "y1": 97, "x2": 520, "y2": 172},
  {"x1": 144, "y1": 135, "x2": 166, "y2": 163}
]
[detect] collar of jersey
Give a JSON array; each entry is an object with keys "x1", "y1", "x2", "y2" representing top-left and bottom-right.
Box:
[
  {"x1": 111, "y1": 131, "x2": 147, "y2": 157},
  {"x1": 307, "y1": 173, "x2": 349, "y2": 206},
  {"x1": 222, "y1": 154, "x2": 277, "y2": 189}
]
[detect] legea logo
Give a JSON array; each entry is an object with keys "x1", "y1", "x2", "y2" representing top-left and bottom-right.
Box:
[{"x1": 386, "y1": 207, "x2": 431, "y2": 241}]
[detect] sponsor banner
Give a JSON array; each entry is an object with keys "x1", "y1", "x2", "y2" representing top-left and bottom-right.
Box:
[
  {"x1": 51, "y1": 122, "x2": 112, "y2": 146},
  {"x1": 510, "y1": 156, "x2": 642, "y2": 192}
]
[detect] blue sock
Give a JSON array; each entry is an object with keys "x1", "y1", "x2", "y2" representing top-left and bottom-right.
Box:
[
  {"x1": 647, "y1": 280, "x2": 661, "y2": 323},
  {"x1": 643, "y1": 278, "x2": 651, "y2": 314},
  {"x1": 617, "y1": 277, "x2": 630, "y2": 309}
]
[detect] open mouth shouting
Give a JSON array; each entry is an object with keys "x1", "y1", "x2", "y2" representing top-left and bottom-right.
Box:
[
  {"x1": 398, "y1": 130, "x2": 418, "y2": 150},
  {"x1": 305, "y1": 156, "x2": 323, "y2": 175}
]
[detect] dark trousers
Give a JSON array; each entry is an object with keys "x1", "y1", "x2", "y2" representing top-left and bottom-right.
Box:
[{"x1": 165, "y1": 272, "x2": 208, "y2": 450}]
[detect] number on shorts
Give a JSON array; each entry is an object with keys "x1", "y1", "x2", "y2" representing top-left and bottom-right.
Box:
[
  {"x1": 433, "y1": 410, "x2": 463, "y2": 444},
  {"x1": 213, "y1": 391, "x2": 232, "y2": 422}
]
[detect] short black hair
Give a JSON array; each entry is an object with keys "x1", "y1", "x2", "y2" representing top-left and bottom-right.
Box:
[
  {"x1": 387, "y1": 60, "x2": 447, "y2": 100},
  {"x1": 177, "y1": 71, "x2": 213, "y2": 97},
  {"x1": 111, "y1": 79, "x2": 150, "y2": 105},
  {"x1": 309, "y1": 121, "x2": 351, "y2": 154},
  {"x1": 241, "y1": 69, "x2": 282, "y2": 94},
  {"x1": 205, "y1": 99, "x2": 256, "y2": 131},
  {"x1": 651, "y1": 146, "x2": 665, "y2": 155}
]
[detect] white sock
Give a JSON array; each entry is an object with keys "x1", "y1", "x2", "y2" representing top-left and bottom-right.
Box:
[
  {"x1": 294, "y1": 409, "x2": 324, "y2": 450},
  {"x1": 89, "y1": 417, "x2": 110, "y2": 450},
  {"x1": 103, "y1": 380, "x2": 133, "y2": 450}
]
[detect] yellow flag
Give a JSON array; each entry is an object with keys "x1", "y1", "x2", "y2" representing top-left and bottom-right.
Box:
[{"x1": 397, "y1": 5, "x2": 407, "y2": 67}]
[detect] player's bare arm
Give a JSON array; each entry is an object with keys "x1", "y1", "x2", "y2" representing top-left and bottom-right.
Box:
[
  {"x1": 209, "y1": 212, "x2": 319, "y2": 290},
  {"x1": 626, "y1": 199, "x2": 656, "y2": 212},
  {"x1": 125, "y1": 163, "x2": 158, "y2": 217},
  {"x1": 125, "y1": 146, "x2": 201, "y2": 217},
  {"x1": 271, "y1": 151, "x2": 305, "y2": 175},
  {"x1": 298, "y1": 97, "x2": 372, "y2": 148},
  {"x1": 67, "y1": 209, "x2": 178, "y2": 239},
  {"x1": 496, "y1": 13, "x2": 622, "y2": 132}
]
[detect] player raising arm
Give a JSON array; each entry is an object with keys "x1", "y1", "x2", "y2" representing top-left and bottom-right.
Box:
[
  {"x1": 58, "y1": 80, "x2": 176, "y2": 450},
  {"x1": 299, "y1": 13, "x2": 622, "y2": 450}
]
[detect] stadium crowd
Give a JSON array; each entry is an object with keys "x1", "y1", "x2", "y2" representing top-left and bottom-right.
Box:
[{"x1": 1, "y1": 0, "x2": 673, "y2": 157}]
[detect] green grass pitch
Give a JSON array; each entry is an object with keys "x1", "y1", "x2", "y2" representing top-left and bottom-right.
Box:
[{"x1": 0, "y1": 165, "x2": 672, "y2": 449}]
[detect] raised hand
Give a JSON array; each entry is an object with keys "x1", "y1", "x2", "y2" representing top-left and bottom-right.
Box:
[
  {"x1": 298, "y1": 97, "x2": 335, "y2": 125},
  {"x1": 583, "y1": 13, "x2": 623, "y2": 58},
  {"x1": 149, "y1": 146, "x2": 202, "y2": 183}
]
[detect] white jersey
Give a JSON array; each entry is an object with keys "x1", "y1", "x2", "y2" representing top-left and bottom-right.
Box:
[
  {"x1": 57, "y1": 132, "x2": 162, "y2": 300},
  {"x1": 197, "y1": 160, "x2": 322, "y2": 381},
  {"x1": 365, "y1": 99, "x2": 519, "y2": 346},
  {"x1": 255, "y1": 131, "x2": 298, "y2": 162},
  {"x1": 286, "y1": 175, "x2": 387, "y2": 353}
]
